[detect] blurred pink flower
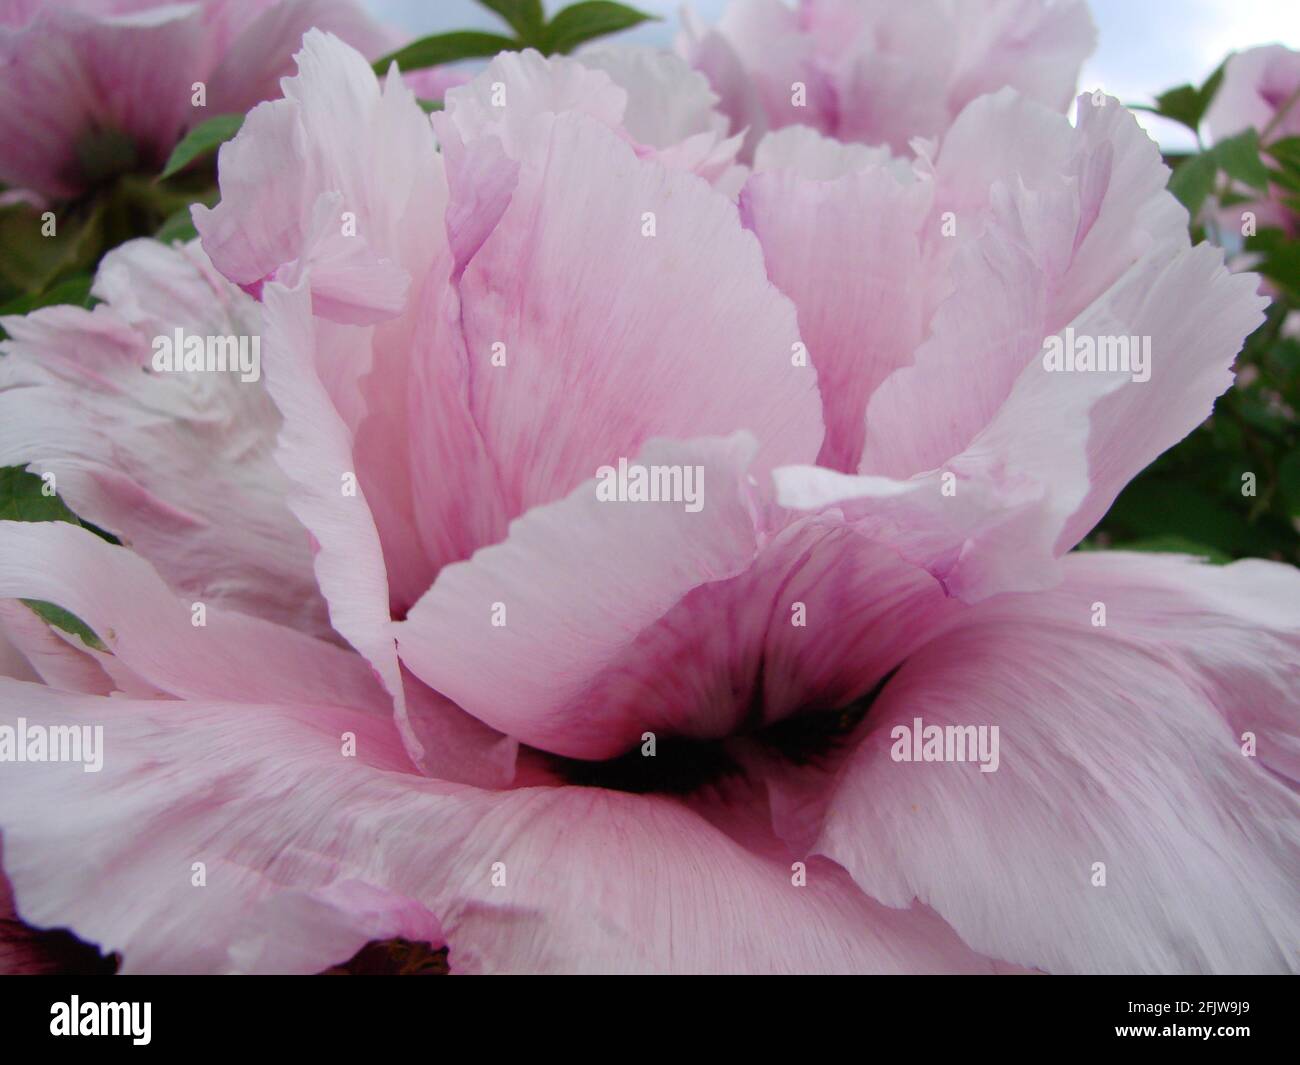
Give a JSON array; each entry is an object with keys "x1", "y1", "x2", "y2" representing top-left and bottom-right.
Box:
[
  {"x1": 0, "y1": 0, "x2": 391, "y2": 199},
  {"x1": 1206, "y1": 43, "x2": 1300, "y2": 238},
  {"x1": 0, "y1": 35, "x2": 1295, "y2": 974},
  {"x1": 679, "y1": 0, "x2": 1096, "y2": 157}
]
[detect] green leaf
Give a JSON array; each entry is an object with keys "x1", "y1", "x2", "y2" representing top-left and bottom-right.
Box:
[
  {"x1": 1266, "y1": 135, "x2": 1300, "y2": 168},
  {"x1": 478, "y1": 0, "x2": 545, "y2": 42},
  {"x1": 0, "y1": 274, "x2": 94, "y2": 321},
  {"x1": 1199, "y1": 57, "x2": 1228, "y2": 110},
  {"x1": 0, "y1": 473, "x2": 98, "y2": 652},
  {"x1": 417, "y1": 98, "x2": 444, "y2": 114},
  {"x1": 1166, "y1": 152, "x2": 1216, "y2": 216},
  {"x1": 1278, "y1": 450, "x2": 1300, "y2": 518},
  {"x1": 21, "y1": 600, "x2": 105, "y2": 650},
  {"x1": 0, "y1": 199, "x2": 105, "y2": 296},
  {"x1": 542, "y1": 2, "x2": 656, "y2": 54},
  {"x1": 1108, "y1": 536, "x2": 1232, "y2": 565},
  {"x1": 160, "y1": 113, "x2": 245, "y2": 179},
  {"x1": 155, "y1": 205, "x2": 199, "y2": 244},
  {"x1": 1246, "y1": 229, "x2": 1300, "y2": 301},
  {"x1": 1146, "y1": 58, "x2": 1230, "y2": 135},
  {"x1": 1101, "y1": 477, "x2": 1257, "y2": 557},
  {"x1": 1152, "y1": 84, "x2": 1204, "y2": 132},
  {"x1": 372, "y1": 31, "x2": 518, "y2": 74},
  {"x1": 1211, "y1": 128, "x2": 1269, "y2": 190},
  {"x1": 0, "y1": 466, "x2": 79, "y2": 524}
]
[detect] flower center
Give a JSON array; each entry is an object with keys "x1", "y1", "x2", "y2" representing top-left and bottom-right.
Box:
[{"x1": 546, "y1": 670, "x2": 896, "y2": 795}]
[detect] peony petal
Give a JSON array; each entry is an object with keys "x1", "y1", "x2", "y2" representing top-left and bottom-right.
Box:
[
  {"x1": 681, "y1": 0, "x2": 1095, "y2": 158},
  {"x1": 675, "y1": 3, "x2": 771, "y2": 157},
  {"x1": 0, "y1": 678, "x2": 1009, "y2": 973},
  {"x1": 0, "y1": 599, "x2": 112, "y2": 695},
  {"x1": 399, "y1": 433, "x2": 957, "y2": 761},
  {"x1": 0, "y1": 520, "x2": 384, "y2": 712},
  {"x1": 1, "y1": 839, "x2": 113, "y2": 975},
  {"x1": 815, "y1": 551, "x2": 1300, "y2": 974},
  {"x1": 438, "y1": 48, "x2": 629, "y2": 160},
  {"x1": 206, "y1": 0, "x2": 392, "y2": 116},
  {"x1": 195, "y1": 31, "x2": 440, "y2": 325},
  {"x1": 0, "y1": 239, "x2": 330, "y2": 636},
  {"x1": 776, "y1": 99, "x2": 1265, "y2": 602},
  {"x1": 575, "y1": 45, "x2": 729, "y2": 150},
  {"x1": 862, "y1": 91, "x2": 1189, "y2": 481},
  {"x1": 943, "y1": 0, "x2": 1097, "y2": 121},
  {"x1": 751, "y1": 123, "x2": 903, "y2": 180},
  {"x1": 435, "y1": 108, "x2": 823, "y2": 518},
  {"x1": 258, "y1": 281, "x2": 411, "y2": 734},
  {"x1": 741, "y1": 152, "x2": 932, "y2": 471},
  {"x1": 397, "y1": 434, "x2": 764, "y2": 759}
]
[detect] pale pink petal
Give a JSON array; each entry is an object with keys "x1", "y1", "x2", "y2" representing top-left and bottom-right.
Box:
[
  {"x1": 943, "y1": 0, "x2": 1097, "y2": 121},
  {"x1": 779, "y1": 242, "x2": 1265, "y2": 601},
  {"x1": 438, "y1": 48, "x2": 629, "y2": 159},
  {"x1": 769, "y1": 94, "x2": 1263, "y2": 601},
  {"x1": 813, "y1": 0, "x2": 959, "y2": 153},
  {"x1": 573, "y1": 45, "x2": 745, "y2": 186},
  {"x1": 751, "y1": 123, "x2": 902, "y2": 179},
  {"x1": 0, "y1": 679, "x2": 1008, "y2": 973},
  {"x1": 194, "y1": 32, "x2": 452, "y2": 614},
  {"x1": 575, "y1": 45, "x2": 729, "y2": 150},
  {"x1": 258, "y1": 280, "x2": 410, "y2": 740},
  {"x1": 399, "y1": 63, "x2": 472, "y2": 102},
  {"x1": 0, "y1": 608, "x2": 40, "y2": 684},
  {"x1": 398, "y1": 435, "x2": 957, "y2": 761},
  {"x1": 401, "y1": 257, "x2": 511, "y2": 580},
  {"x1": 1061, "y1": 553, "x2": 1300, "y2": 785},
  {"x1": 351, "y1": 301, "x2": 450, "y2": 613},
  {"x1": 195, "y1": 30, "x2": 441, "y2": 324},
  {"x1": 1, "y1": 840, "x2": 112, "y2": 975},
  {"x1": 741, "y1": 152, "x2": 932, "y2": 471},
  {"x1": 206, "y1": 0, "x2": 392, "y2": 115},
  {"x1": 815, "y1": 551, "x2": 1300, "y2": 974},
  {"x1": 397, "y1": 434, "x2": 764, "y2": 758},
  {"x1": 0, "y1": 599, "x2": 112, "y2": 694},
  {"x1": 0, "y1": 520, "x2": 385, "y2": 712},
  {"x1": 260, "y1": 279, "x2": 506, "y2": 783},
  {"x1": 195, "y1": 32, "x2": 452, "y2": 618},
  {"x1": 429, "y1": 108, "x2": 823, "y2": 518},
  {"x1": 675, "y1": 4, "x2": 770, "y2": 157},
  {"x1": 0, "y1": 239, "x2": 330, "y2": 636},
  {"x1": 689, "y1": 0, "x2": 828, "y2": 148},
  {"x1": 682, "y1": 0, "x2": 1094, "y2": 157},
  {"x1": 864, "y1": 91, "x2": 1187, "y2": 480}
]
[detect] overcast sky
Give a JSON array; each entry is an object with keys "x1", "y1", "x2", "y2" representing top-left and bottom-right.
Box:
[{"x1": 367, "y1": 1, "x2": 1300, "y2": 148}]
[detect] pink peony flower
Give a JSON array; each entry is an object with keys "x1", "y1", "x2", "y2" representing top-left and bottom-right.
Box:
[
  {"x1": 1206, "y1": 43, "x2": 1300, "y2": 238},
  {"x1": 0, "y1": 0, "x2": 392, "y2": 200},
  {"x1": 0, "y1": 34, "x2": 1295, "y2": 974},
  {"x1": 679, "y1": 0, "x2": 1097, "y2": 157}
]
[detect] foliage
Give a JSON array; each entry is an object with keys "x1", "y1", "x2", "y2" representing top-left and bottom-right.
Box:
[{"x1": 1091, "y1": 60, "x2": 1300, "y2": 564}]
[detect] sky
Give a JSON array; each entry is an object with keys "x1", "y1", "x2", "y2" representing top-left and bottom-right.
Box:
[{"x1": 367, "y1": 0, "x2": 1300, "y2": 148}]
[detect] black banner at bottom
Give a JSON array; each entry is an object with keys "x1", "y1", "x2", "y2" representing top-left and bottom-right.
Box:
[{"x1": 0, "y1": 974, "x2": 1288, "y2": 1053}]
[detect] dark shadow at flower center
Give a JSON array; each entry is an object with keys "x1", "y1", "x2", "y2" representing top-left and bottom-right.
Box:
[{"x1": 545, "y1": 669, "x2": 897, "y2": 796}]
